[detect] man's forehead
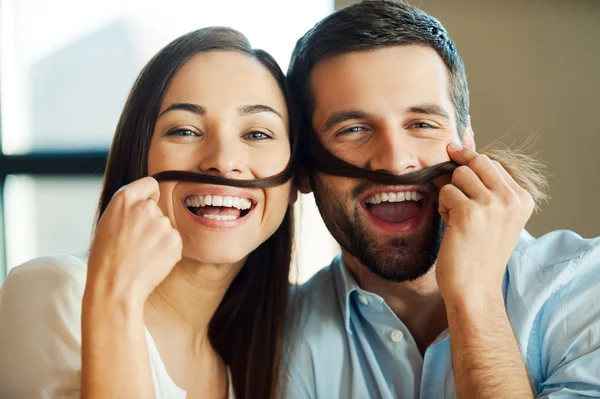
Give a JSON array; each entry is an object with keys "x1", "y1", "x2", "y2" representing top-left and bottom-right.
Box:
[{"x1": 308, "y1": 46, "x2": 453, "y2": 122}]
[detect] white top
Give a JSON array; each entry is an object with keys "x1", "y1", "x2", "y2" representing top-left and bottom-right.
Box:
[{"x1": 0, "y1": 253, "x2": 235, "y2": 399}]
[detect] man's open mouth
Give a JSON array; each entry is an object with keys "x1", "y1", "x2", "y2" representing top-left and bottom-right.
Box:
[
  {"x1": 363, "y1": 190, "x2": 426, "y2": 224},
  {"x1": 184, "y1": 194, "x2": 256, "y2": 221}
]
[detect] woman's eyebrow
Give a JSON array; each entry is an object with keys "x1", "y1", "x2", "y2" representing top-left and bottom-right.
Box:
[
  {"x1": 158, "y1": 103, "x2": 206, "y2": 118},
  {"x1": 237, "y1": 104, "x2": 283, "y2": 120},
  {"x1": 157, "y1": 103, "x2": 283, "y2": 120}
]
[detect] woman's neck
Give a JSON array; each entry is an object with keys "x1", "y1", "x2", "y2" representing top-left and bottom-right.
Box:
[
  {"x1": 142, "y1": 257, "x2": 244, "y2": 395},
  {"x1": 144, "y1": 257, "x2": 244, "y2": 339}
]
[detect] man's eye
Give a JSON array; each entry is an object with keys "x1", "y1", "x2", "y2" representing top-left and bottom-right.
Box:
[
  {"x1": 244, "y1": 131, "x2": 272, "y2": 141},
  {"x1": 167, "y1": 129, "x2": 199, "y2": 137},
  {"x1": 337, "y1": 126, "x2": 367, "y2": 136},
  {"x1": 411, "y1": 122, "x2": 435, "y2": 129}
]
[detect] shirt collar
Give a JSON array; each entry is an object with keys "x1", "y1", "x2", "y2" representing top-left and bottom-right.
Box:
[
  {"x1": 330, "y1": 234, "x2": 520, "y2": 336},
  {"x1": 330, "y1": 254, "x2": 359, "y2": 334},
  {"x1": 330, "y1": 254, "x2": 387, "y2": 334}
]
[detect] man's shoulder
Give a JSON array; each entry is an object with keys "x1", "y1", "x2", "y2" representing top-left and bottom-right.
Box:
[
  {"x1": 293, "y1": 261, "x2": 343, "y2": 324},
  {"x1": 508, "y1": 229, "x2": 599, "y2": 294},
  {"x1": 506, "y1": 230, "x2": 600, "y2": 342},
  {"x1": 509, "y1": 229, "x2": 599, "y2": 291},
  {"x1": 288, "y1": 258, "x2": 349, "y2": 345},
  {"x1": 508, "y1": 231, "x2": 600, "y2": 389},
  {"x1": 513, "y1": 229, "x2": 598, "y2": 268},
  {"x1": 283, "y1": 259, "x2": 351, "y2": 392}
]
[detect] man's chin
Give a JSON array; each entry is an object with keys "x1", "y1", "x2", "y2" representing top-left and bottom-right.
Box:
[{"x1": 348, "y1": 217, "x2": 444, "y2": 283}]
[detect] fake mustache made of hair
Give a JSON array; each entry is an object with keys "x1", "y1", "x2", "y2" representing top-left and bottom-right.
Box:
[{"x1": 153, "y1": 138, "x2": 548, "y2": 210}]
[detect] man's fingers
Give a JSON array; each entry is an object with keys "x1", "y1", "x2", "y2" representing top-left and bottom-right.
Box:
[
  {"x1": 450, "y1": 166, "x2": 489, "y2": 200},
  {"x1": 448, "y1": 144, "x2": 511, "y2": 193},
  {"x1": 447, "y1": 143, "x2": 477, "y2": 166},
  {"x1": 438, "y1": 183, "x2": 470, "y2": 216}
]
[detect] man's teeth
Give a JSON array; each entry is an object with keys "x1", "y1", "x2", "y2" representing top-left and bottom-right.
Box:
[
  {"x1": 365, "y1": 191, "x2": 424, "y2": 204},
  {"x1": 184, "y1": 195, "x2": 252, "y2": 210}
]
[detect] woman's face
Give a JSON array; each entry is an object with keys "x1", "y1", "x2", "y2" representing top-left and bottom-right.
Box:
[{"x1": 148, "y1": 51, "x2": 291, "y2": 266}]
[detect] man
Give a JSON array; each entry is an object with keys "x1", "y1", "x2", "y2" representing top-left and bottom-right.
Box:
[{"x1": 283, "y1": 1, "x2": 600, "y2": 397}]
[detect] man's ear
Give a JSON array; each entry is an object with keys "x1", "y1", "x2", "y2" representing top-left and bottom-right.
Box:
[
  {"x1": 462, "y1": 115, "x2": 476, "y2": 151},
  {"x1": 295, "y1": 167, "x2": 313, "y2": 195}
]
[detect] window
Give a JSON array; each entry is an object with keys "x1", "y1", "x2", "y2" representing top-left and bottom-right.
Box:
[{"x1": 0, "y1": 0, "x2": 338, "y2": 283}]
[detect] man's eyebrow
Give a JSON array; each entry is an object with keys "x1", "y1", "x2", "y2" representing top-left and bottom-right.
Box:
[
  {"x1": 158, "y1": 103, "x2": 206, "y2": 118},
  {"x1": 321, "y1": 110, "x2": 370, "y2": 132},
  {"x1": 406, "y1": 104, "x2": 451, "y2": 120},
  {"x1": 237, "y1": 104, "x2": 283, "y2": 120}
]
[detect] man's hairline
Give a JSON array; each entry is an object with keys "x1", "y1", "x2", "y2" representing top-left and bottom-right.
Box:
[{"x1": 300, "y1": 44, "x2": 467, "y2": 139}]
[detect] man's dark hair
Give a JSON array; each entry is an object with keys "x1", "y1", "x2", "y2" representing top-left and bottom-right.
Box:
[{"x1": 288, "y1": 0, "x2": 469, "y2": 138}]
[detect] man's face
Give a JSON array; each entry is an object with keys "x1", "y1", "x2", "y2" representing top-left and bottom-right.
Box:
[{"x1": 308, "y1": 45, "x2": 465, "y2": 282}]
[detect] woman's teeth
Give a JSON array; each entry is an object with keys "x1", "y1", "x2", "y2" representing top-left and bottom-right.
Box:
[
  {"x1": 201, "y1": 214, "x2": 238, "y2": 221},
  {"x1": 185, "y1": 195, "x2": 252, "y2": 210},
  {"x1": 365, "y1": 190, "x2": 424, "y2": 204}
]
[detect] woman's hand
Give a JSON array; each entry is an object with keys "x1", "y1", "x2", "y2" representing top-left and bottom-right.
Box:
[{"x1": 86, "y1": 177, "x2": 183, "y2": 307}]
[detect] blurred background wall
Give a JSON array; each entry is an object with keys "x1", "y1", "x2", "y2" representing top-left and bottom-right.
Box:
[{"x1": 337, "y1": 0, "x2": 600, "y2": 239}]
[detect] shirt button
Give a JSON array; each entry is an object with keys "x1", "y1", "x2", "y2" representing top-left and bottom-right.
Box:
[
  {"x1": 358, "y1": 295, "x2": 369, "y2": 305},
  {"x1": 391, "y1": 330, "x2": 404, "y2": 343}
]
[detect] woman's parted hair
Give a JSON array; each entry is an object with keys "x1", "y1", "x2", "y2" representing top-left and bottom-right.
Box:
[{"x1": 96, "y1": 27, "x2": 297, "y2": 399}]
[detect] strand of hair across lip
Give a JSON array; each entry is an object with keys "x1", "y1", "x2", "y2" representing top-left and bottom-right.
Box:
[
  {"x1": 304, "y1": 137, "x2": 458, "y2": 185},
  {"x1": 152, "y1": 141, "x2": 458, "y2": 187}
]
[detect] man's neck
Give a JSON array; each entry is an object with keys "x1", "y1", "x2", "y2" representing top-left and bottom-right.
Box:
[{"x1": 342, "y1": 252, "x2": 448, "y2": 355}]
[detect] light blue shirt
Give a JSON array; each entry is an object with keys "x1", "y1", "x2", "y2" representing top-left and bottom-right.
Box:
[{"x1": 282, "y1": 230, "x2": 600, "y2": 398}]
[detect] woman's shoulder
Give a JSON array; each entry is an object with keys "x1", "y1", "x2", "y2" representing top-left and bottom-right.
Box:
[
  {"x1": 3, "y1": 252, "x2": 89, "y2": 289},
  {"x1": 0, "y1": 253, "x2": 90, "y2": 395},
  {"x1": 0, "y1": 252, "x2": 89, "y2": 332},
  {"x1": 0, "y1": 252, "x2": 90, "y2": 331}
]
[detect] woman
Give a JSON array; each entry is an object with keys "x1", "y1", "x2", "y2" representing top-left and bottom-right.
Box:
[{"x1": 0, "y1": 27, "x2": 296, "y2": 399}]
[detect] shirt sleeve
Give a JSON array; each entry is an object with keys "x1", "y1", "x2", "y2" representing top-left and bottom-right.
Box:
[
  {"x1": 536, "y1": 238, "x2": 600, "y2": 398},
  {"x1": 0, "y1": 255, "x2": 86, "y2": 399}
]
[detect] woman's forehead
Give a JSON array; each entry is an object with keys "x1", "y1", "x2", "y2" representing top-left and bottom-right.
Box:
[{"x1": 160, "y1": 51, "x2": 288, "y2": 118}]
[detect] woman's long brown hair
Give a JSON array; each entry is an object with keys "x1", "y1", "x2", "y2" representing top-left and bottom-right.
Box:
[{"x1": 96, "y1": 27, "x2": 297, "y2": 399}]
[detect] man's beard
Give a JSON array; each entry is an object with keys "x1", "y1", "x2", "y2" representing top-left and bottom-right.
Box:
[{"x1": 312, "y1": 176, "x2": 445, "y2": 282}]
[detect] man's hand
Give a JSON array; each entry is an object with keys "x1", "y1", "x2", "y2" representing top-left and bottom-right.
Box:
[
  {"x1": 435, "y1": 143, "x2": 535, "y2": 304},
  {"x1": 436, "y1": 142, "x2": 535, "y2": 399}
]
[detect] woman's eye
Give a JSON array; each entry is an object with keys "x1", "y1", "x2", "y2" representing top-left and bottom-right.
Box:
[
  {"x1": 244, "y1": 131, "x2": 272, "y2": 141},
  {"x1": 167, "y1": 128, "x2": 199, "y2": 137}
]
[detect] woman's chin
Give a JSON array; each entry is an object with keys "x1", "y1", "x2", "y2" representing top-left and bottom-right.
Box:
[{"x1": 181, "y1": 248, "x2": 250, "y2": 268}]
